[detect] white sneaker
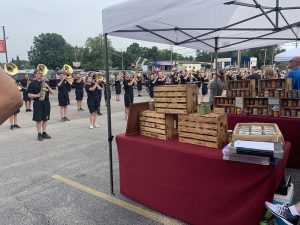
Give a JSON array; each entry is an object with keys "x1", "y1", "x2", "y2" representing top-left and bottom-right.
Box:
[
  {"x1": 89, "y1": 124, "x2": 93, "y2": 129},
  {"x1": 93, "y1": 123, "x2": 100, "y2": 128}
]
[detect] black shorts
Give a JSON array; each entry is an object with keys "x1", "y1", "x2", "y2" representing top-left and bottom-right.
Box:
[
  {"x1": 137, "y1": 83, "x2": 142, "y2": 91},
  {"x1": 13, "y1": 108, "x2": 20, "y2": 115},
  {"x1": 202, "y1": 85, "x2": 208, "y2": 96},
  {"x1": 58, "y1": 93, "x2": 70, "y2": 106},
  {"x1": 23, "y1": 90, "x2": 31, "y2": 102},
  {"x1": 75, "y1": 89, "x2": 84, "y2": 101},
  {"x1": 115, "y1": 85, "x2": 121, "y2": 95},
  {"x1": 87, "y1": 96, "x2": 99, "y2": 113},
  {"x1": 33, "y1": 100, "x2": 51, "y2": 121},
  {"x1": 124, "y1": 93, "x2": 134, "y2": 108}
]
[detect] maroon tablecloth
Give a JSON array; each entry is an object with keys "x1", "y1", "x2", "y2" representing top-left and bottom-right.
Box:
[
  {"x1": 228, "y1": 114, "x2": 300, "y2": 169},
  {"x1": 116, "y1": 134, "x2": 290, "y2": 225}
]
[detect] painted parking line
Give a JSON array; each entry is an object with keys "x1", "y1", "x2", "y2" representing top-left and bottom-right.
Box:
[{"x1": 52, "y1": 175, "x2": 182, "y2": 225}]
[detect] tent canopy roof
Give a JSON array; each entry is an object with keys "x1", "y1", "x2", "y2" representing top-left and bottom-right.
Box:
[{"x1": 103, "y1": 0, "x2": 300, "y2": 52}]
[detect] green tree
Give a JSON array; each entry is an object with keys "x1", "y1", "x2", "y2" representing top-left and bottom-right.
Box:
[
  {"x1": 28, "y1": 33, "x2": 74, "y2": 69},
  {"x1": 81, "y1": 34, "x2": 114, "y2": 71}
]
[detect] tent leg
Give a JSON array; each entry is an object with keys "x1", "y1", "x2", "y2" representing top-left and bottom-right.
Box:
[{"x1": 104, "y1": 33, "x2": 115, "y2": 195}]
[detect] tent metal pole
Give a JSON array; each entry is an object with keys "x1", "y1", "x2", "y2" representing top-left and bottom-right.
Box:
[
  {"x1": 215, "y1": 37, "x2": 218, "y2": 74},
  {"x1": 276, "y1": 0, "x2": 279, "y2": 28},
  {"x1": 104, "y1": 33, "x2": 115, "y2": 195}
]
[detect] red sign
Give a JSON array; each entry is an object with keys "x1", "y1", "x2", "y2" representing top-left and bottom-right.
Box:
[{"x1": 0, "y1": 40, "x2": 6, "y2": 53}]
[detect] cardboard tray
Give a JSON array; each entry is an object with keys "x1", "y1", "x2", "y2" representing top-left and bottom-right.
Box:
[{"x1": 232, "y1": 123, "x2": 285, "y2": 144}]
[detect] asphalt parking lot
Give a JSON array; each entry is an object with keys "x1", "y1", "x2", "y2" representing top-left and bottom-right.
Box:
[{"x1": 1, "y1": 88, "x2": 299, "y2": 225}]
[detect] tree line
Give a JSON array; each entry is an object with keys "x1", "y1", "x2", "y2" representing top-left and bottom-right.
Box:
[{"x1": 8, "y1": 33, "x2": 286, "y2": 71}]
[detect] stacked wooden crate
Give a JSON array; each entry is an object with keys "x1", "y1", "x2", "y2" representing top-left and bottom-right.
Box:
[
  {"x1": 178, "y1": 113, "x2": 227, "y2": 148},
  {"x1": 154, "y1": 85, "x2": 198, "y2": 114},
  {"x1": 139, "y1": 84, "x2": 228, "y2": 148},
  {"x1": 139, "y1": 110, "x2": 178, "y2": 140}
]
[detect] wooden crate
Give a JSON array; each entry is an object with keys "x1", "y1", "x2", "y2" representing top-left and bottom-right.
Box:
[
  {"x1": 139, "y1": 110, "x2": 178, "y2": 140},
  {"x1": 154, "y1": 84, "x2": 198, "y2": 114},
  {"x1": 178, "y1": 113, "x2": 227, "y2": 148}
]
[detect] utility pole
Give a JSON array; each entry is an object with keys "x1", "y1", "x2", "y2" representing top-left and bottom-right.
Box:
[
  {"x1": 170, "y1": 45, "x2": 173, "y2": 69},
  {"x1": 264, "y1": 48, "x2": 267, "y2": 66},
  {"x1": 120, "y1": 48, "x2": 124, "y2": 70},
  {"x1": 2, "y1": 26, "x2": 8, "y2": 63},
  {"x1": 237, "y1": 50, "x2": 241, "y2": 73},
  {"x1": 272, "y1": 45, "x2": 275, "y2": 65}
]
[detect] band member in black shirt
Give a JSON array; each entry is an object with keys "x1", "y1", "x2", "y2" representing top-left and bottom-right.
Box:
[
  {"x1": 172, "y1": 73, "x2": 180, "y2": 85},
  {"x1": 114, "y1": 73, "x2": 121, "y2": 101},
  {"x1": 85, "y1": 74, "x2": 101, "y2": 129},
  {"x1": 57, "y1": 71, "x2": 71, "y2": 121},
  {"x1": 123, "y1": 71, "x2": 137, "y2": 119},
  {"x1": 27, "y1": 69, "x2": 53, "y2": 141},
  {"x1": 73, "y1": 73, "x2": 85, "y2": 111},
  {"x1": 97, "y1": 75, "x2": 104, "y2": 116},
  {"x1": 136, "y1": 72, "x2": 143, "y2": 97},
  {"x1": 147, "y1": 73, "x2": 156, "y2": 99},
  {"x1": 180, "y1": 69, "x2": 190, "y2": 84},
  {"x1": 200, "y1": 73, "x2": 209, "y2": 103},
  {"x1": 20, "y1": 73, "x2": 32, "y2": 112},
  {"x1": 155, "y1": 72, "x2": 166, "y2": 86}
]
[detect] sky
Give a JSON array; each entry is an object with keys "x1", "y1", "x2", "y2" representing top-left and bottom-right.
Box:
[
  {"x1": 0, "y1": 0, "x2": 197, "y2": 63},
  {"x1": 0, "y1": 0, "x2": 297, "y2": 63}
]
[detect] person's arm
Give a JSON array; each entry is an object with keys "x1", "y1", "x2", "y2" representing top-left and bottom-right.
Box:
[
  {"x1": 0, "y1": 68, "x2": 23, "y2": 124},
  {"x1": 44, "y1": 82, "x2": 54, "y2": 94},
  {"x1": 57, "y1": 77, "x2": 65, "y2": 87}
]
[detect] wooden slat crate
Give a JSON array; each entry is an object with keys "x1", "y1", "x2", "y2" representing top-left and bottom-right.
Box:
[
  {"x1": 139, "y1": 110, "x2": 178, "y2": 140},
  {"x1": 154, "y1": 84, "x2": 198, "y2": 114},
  {"x1": 178, "y1": 113, "x2": 227, "y2": 148}
]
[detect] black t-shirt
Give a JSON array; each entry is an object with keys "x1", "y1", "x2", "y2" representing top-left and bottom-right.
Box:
[
  {"x1": 155, "y1": 78, "x2": 166, "y2": 86},
  {"x1": 57, "y1": 79, "x2": 69, "y2": 93},
  {"x1": 73, "y1": 79, "x2": 84, "y2": 90},
  {"x1": 27, "y1": 80, "x2": 50, "y2": 101},
  {"x1": 123, "y1": 79, "x2": 133, "y2": 95},
  {"x1": 248, "y1": 73, "x2": 261, "y2": 87},
  {"x1": 85, "y1": 83, "x2": 98, "y2": 98},
  {"x1": 20, "y1": 79, "x2": 28, "y2": 89},
  {"x1": 180, "y1": 75, "x2": 190, "y2": 84}
]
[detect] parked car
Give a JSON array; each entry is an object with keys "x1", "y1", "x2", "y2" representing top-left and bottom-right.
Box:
[
  {"x1": 45, "y1": 70, "x2": 57, "y2": 88},
  {"x1": 12, "y1": 71, "x2": 34, "y2": 83}
]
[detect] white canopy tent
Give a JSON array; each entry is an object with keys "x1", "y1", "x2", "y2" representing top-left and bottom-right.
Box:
[
  {"x1": 101, "y1": 0, "x2": 300, "y2": 194},
  {"x1": 103, "y1": 0, "x2": 300, "y2": 52},
  {"x1": 275, "y1": 47, "x2": 300, "y2": 62}
]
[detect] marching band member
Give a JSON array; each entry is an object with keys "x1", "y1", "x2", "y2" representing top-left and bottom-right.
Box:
[
  {"x1": 155, "y1": 72, "x2": 166, "y2": 86},
  {"x1": 20, "y1": 73, "x2": 32, "y2": 112},
  {"x1": 73, "y1": 73, "x2": 85, "y2": 111},
  {"x1": 9, "y1": 108, "x2": 21, "y2": 130},
  {"x1": 180, "y1": 69, "x2": 190, "y2": 84},
  {"x1": 0, "y1": 67, "x2": 23, "y2": 125},
  {"x1": 115, "y1": 73, "x2": 122, "y2": 101},
  {"x1": 57, "y1": 71, "x2": 71, "y2": 121},
  {"x1": 147, "y1": 73, "x2": 156, "y2": 99},
  {"x1": 96, "y1": 74, "x2": 103, "y2": 116},
  {"x1": 136, "y1": 72, "x2": 143, "y2": 97},
  {"x1": 123, "y1": 71, "x2": 137, "y2": 119},
  {"x1": 27, "y1": 69, "x2": 54, "y2": 141},
  {"x1": 85, "y1": 73, "x2": 101, "y2": 129}
]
